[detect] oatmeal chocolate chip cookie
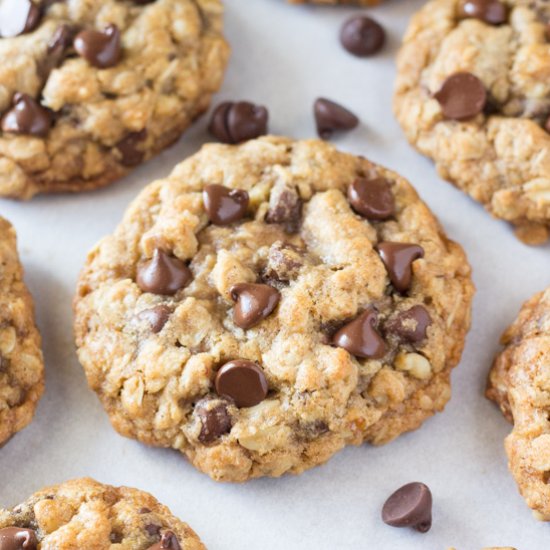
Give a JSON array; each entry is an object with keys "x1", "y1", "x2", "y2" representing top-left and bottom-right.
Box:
[
  {"x1": 74, "y1": 136, "x2": 474, "y2": 482},
  {"x1": 0, "y1": 0, "x2": 229, "y2": 199},
  {"x1": 487, "y1": 287, "x2": 550, "y2": 520},
  {"x1": 0, "y1": 217, "x2": 43, "y2": 446},
  {"x1": 394, "y1": 0, "x2": 550, "y2": 245},
  {"x1": 0, "y1": 478, "x2": 205, "y2": 549}
]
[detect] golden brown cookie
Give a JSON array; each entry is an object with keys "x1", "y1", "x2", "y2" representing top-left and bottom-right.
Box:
[
  {"x1": 74, "y1": 136, "x2": 474, "y2": 481},
  {"x1": 0, "y1": 0, "x2": 229, "y2": 199},
  {"x1": 487, "y1": 287, "x2": 550, "y2": 520}
]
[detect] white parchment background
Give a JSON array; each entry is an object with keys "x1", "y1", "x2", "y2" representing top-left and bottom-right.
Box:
[{"x1": 1, "y1": 1, "x2": 549, "y2": 548}]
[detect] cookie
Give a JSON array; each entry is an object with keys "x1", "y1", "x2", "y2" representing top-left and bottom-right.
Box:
[
  {"x1": 0, "y1": 217, "x2": 44, "y2": 446},
  {"x1": 0, "y1": 0, "x2": 229, "y2": 199},
  {"x1": 487, "y1": 287, "x2": 550, "y2": 520},
  {"x1": 394, "y1": 0, "x2": 550, "y2": 245},
  {"x1": 0, "y1": 477, "x2": 205, "y2": 549},
  {"x1": 74, "y1": 136, "x2": 474, "y2": 482}
]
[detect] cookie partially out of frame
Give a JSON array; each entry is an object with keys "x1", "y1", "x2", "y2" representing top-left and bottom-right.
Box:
[
  {"x1": 74, "y1": 136, "x2": 474, "y2": 482},
  {"x1": 487, "y1": 287, "x2": 550, "y2": 520},
  {"x1": 0, "y1": 217, "x2": 44, "y2": 446},
  {"x1": 394, "y1": 0, "x2": 550, "y2": 245},
  {"x1": 0, "y1": 0, "x2": 229, "y2": 199},
  {"x1": 0, "y1": 478, "x2": 205, "y2": 549}
]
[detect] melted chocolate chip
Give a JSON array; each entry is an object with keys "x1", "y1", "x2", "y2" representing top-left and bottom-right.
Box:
[
  {"x1": 146, "y1": 531, "x2": 181, "y2": 550},
  {"x1": 332, "y1": 308, "x2": 387, "y2": 359},
  {"x1": 340, "y1": 15, "x2": 386, "y2": 57},
  {"x1": 137, "y1": 304, "x2": 172, "y2": 333},
  {"x1": 314, "y1": 98, "x2": 359, "y2": 140},
  {"x1": 0, "y1": 527, "x2": 38, "y2": 550},
  {"x1": 74, "y1": 24, "x2": 121, "y2": 68},
  {"x1": 230, "y1": 283, "x2": 281, "y2": 329},
  {"x1": 1, "y1": 94, "x2": 52, "y2": 137},
  {"x1": 377, "y1": 242, "x2": 424, "y2": 293},
  {"x1": 0, "y1": 0, "x2": 42, "y2": 38},
  {"x1": 263, "y1": 241, "x2": 304, "y2": 283},
  {"x1": 203, "y1": 184, "x2": 249, "y2": 225},
  {"x1": 195, "y1": 398, "x2": 232, "y2": 443},
  {"x1": 382, "y1": 482, "x2": 433, "y2": 533},
  {"x1": 208, "y1": 101, "x2": 268, "y2": 144},
  {"x1": 145, "y1": 524, "x2": 161, "y2": 537},
  {"x1": 459, "y1": 0, "x2": 508, "y2": 25},
  {"x1": 215, "y1": 360, "x2": 268, "y2": 408},
  {"x1": 265, "y1": 182, "x2": 302, "y2": 233},
  {"x1": 385, "y1": 305, "x2": 432, "y2": 344},
  {"x1": 116, "y1": 129, "x2": 148, "y2": 166},
  {"x1": 136, "y1": 249, "x2": 192, "y2": 295},
  {"x1": 347, "y1": 178, "x2": 395, "y2": 220},
  {"x1": 434, "y1": 72, "x2": 487, "y2": 121}
]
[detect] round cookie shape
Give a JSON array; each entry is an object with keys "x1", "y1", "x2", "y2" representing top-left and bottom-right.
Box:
[
  {"x1": 0, "y1": 0, "x2": 229, "y2": 199},
  {"x1": 394, "y1": 0, "x2": 550, "y2": 244},
  {"x1": 487, "y1": 287, "x2": 550, "y2": 521},
  {"x1": 0, "y1": 217, "x2": 44, "y2": 446},
  {"x1": 74, "y1": 136, "x2": 474, "y2": 482},
  {"x1": 0, "y1": 478, "x2": 205, "y2": 549}
]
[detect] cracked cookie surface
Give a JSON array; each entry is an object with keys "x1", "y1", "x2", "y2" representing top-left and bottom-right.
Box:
[
  {"x1": 0, "y1": 477, "x2": 205, "y2": 549},
  {"x1": 394, "y1": 0, "x2": 550, "y2": 245},
  {"x1": 0, "y1": 217, "x2": 43, "y2": 446},
  {"x1": 74, "y1": 136, "x2": 474, "y2": 482},
  {"x1": 487, "y1": 287, "x2": 550, "y2": 520},
  {"x1": 0, "y1": 0, "x2": 229, "y2": 199}
]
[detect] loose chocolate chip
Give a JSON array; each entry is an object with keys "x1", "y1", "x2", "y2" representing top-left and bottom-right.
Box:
[
  {"x1": 377, "y1": 242, "x2": 424, "y2": 293},
  {"x1": 215, "y1": 360, "x2": 268, "y2": 408},
  {"x1": 332, "y1": 308, "x2": 387, "y2": 359},
  {"x1": 434, "y1": 72, "x2": 487, "y2": 121},
  {"x1": 195, "y1": 398, "x2": 232, "y2": 443},
  {"x1": 73, "y1": 24, "x2": 121, "y2": 68},
  {"x1": 137, "y1": 304, "x2": 172, "y2": 333},
  {"x1": 314, "y1": 98, "x2": 359, "y2": 140},
  {"x1": 208, "y1": 101, "x2": 268, "y2": 144},
  {"x1": 385, "y1": 305, "x2": 432, "y2": 344},
  {"x1": 136, "y1": 249, "x2": 192, "y2": 295},
  {"x1": 0, "y1": 527, "x2": 39, "y2": 550},
  {"x1": 347, "y1": 178, "x2": 395, "y2": 220},
  {"x1": 263, "y1": 241, "x2": 304, "y2": 283},
  {"x1": 116, "y1": 129, "x2": 148, "y2": 166},
  {"x1": 0, "y1": 0, "x2": 42, "y2": 38},
  {"x1": 147, "y1": 531, "x2": 181, "y2": 550},
  {"x1": 230, "y1": 283, "x2": 281, "y2": 329},
  {"x1": 203, "y1": 183, "x2": 249, "y2": 225},
  {"x1": 340, "y1": 15, "x2": 385, "y2": 57},
  {"x1": 265, "y1": 182, "x2": 302, "y2": 233},
  {"x1": 1, "y1": 94, "x2": 52, "y2": 137},
  {"x1": 459, "y1": 0, "x2": 508, "y2": 25},
  {"x1": 382, "y1": 482, "x2": 433, "y2": 533}
]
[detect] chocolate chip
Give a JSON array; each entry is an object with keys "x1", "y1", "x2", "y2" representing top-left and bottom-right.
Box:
[
  {"x1": 195, "y1": 398, "x2": 232, "y2": 443},
  {"x1": 145, "y1": 524, "x2": 161, "y2": 537},
  {"x1": 136, "y1": 249, "x2": 192, "y2": 295},
  {"x1": 314, "y1": 98, "x2": 359, "y2": 140},
  {"x1": 0, "y1": 0, "x2": 42, "y2": 38},
  {"x1": 459, "y1": 0, "x2": 508, "y2": 25},
  {"x1": 347, "y1": 178, "x2": 395, "y2": 220},
  {"x1": 74, "y1": 24, "x2": 121, "y2": 68},
  {"x1": 116, "y1": 129, "x2": 148, "y2": 166},
  {"x1": 208, "y1": 101, "x2": 268, "y2": 144},
  {"x1": 385, "y1": 305, "x2": 432, "y2": 344},
  {"x1": 382, "y1": 482, "x2": 433, "y2": 533},
  {"x1": 332, "y1": 308, "x2": 387, "y2": 359},
  {"x1": 434, "y1": 72, "x2": 487, "y2": 121},
  {"x1": 215, "y1": 360, "x2": 268, "y2": 408},
  {"x1": 139, "y1": 507, "x2": 152, "y2": 514},
  {"x1": 230, "y1": 283, "x2": 280, "y2": 329},
  {"x1": 545, "y1": 116, "x2": 550, "y2": 134},
  {"x1": 265, "y1": 182, "x2": 302, "y2": 233},
  {"x1": 0, "y1": 527, "x2": 39, "y2": 550},
  {"x1": 377, "y1": 242, "x2": 424, "y2": 293},
  {"x1": 44, "y1": 24, "x2": 78, "y2": 73},
  {"x1": 1, "y1": 94, "x2": 52, "y2": 138},
  {"x1": 263, "y1": 241, "x2": 304, "y2": 283},
  {"x1": 146, "y1": 531, "x2": 181, "y2": 550},
  {"x1": 203, "y1": 184, "x2": 249, "y2": 225},
  {"x1": 137, "y1": 305, "x2": 172, "y2": 333},
  {"x1": 340, "y1": 15, "x2": 385, "y2": 57}
]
